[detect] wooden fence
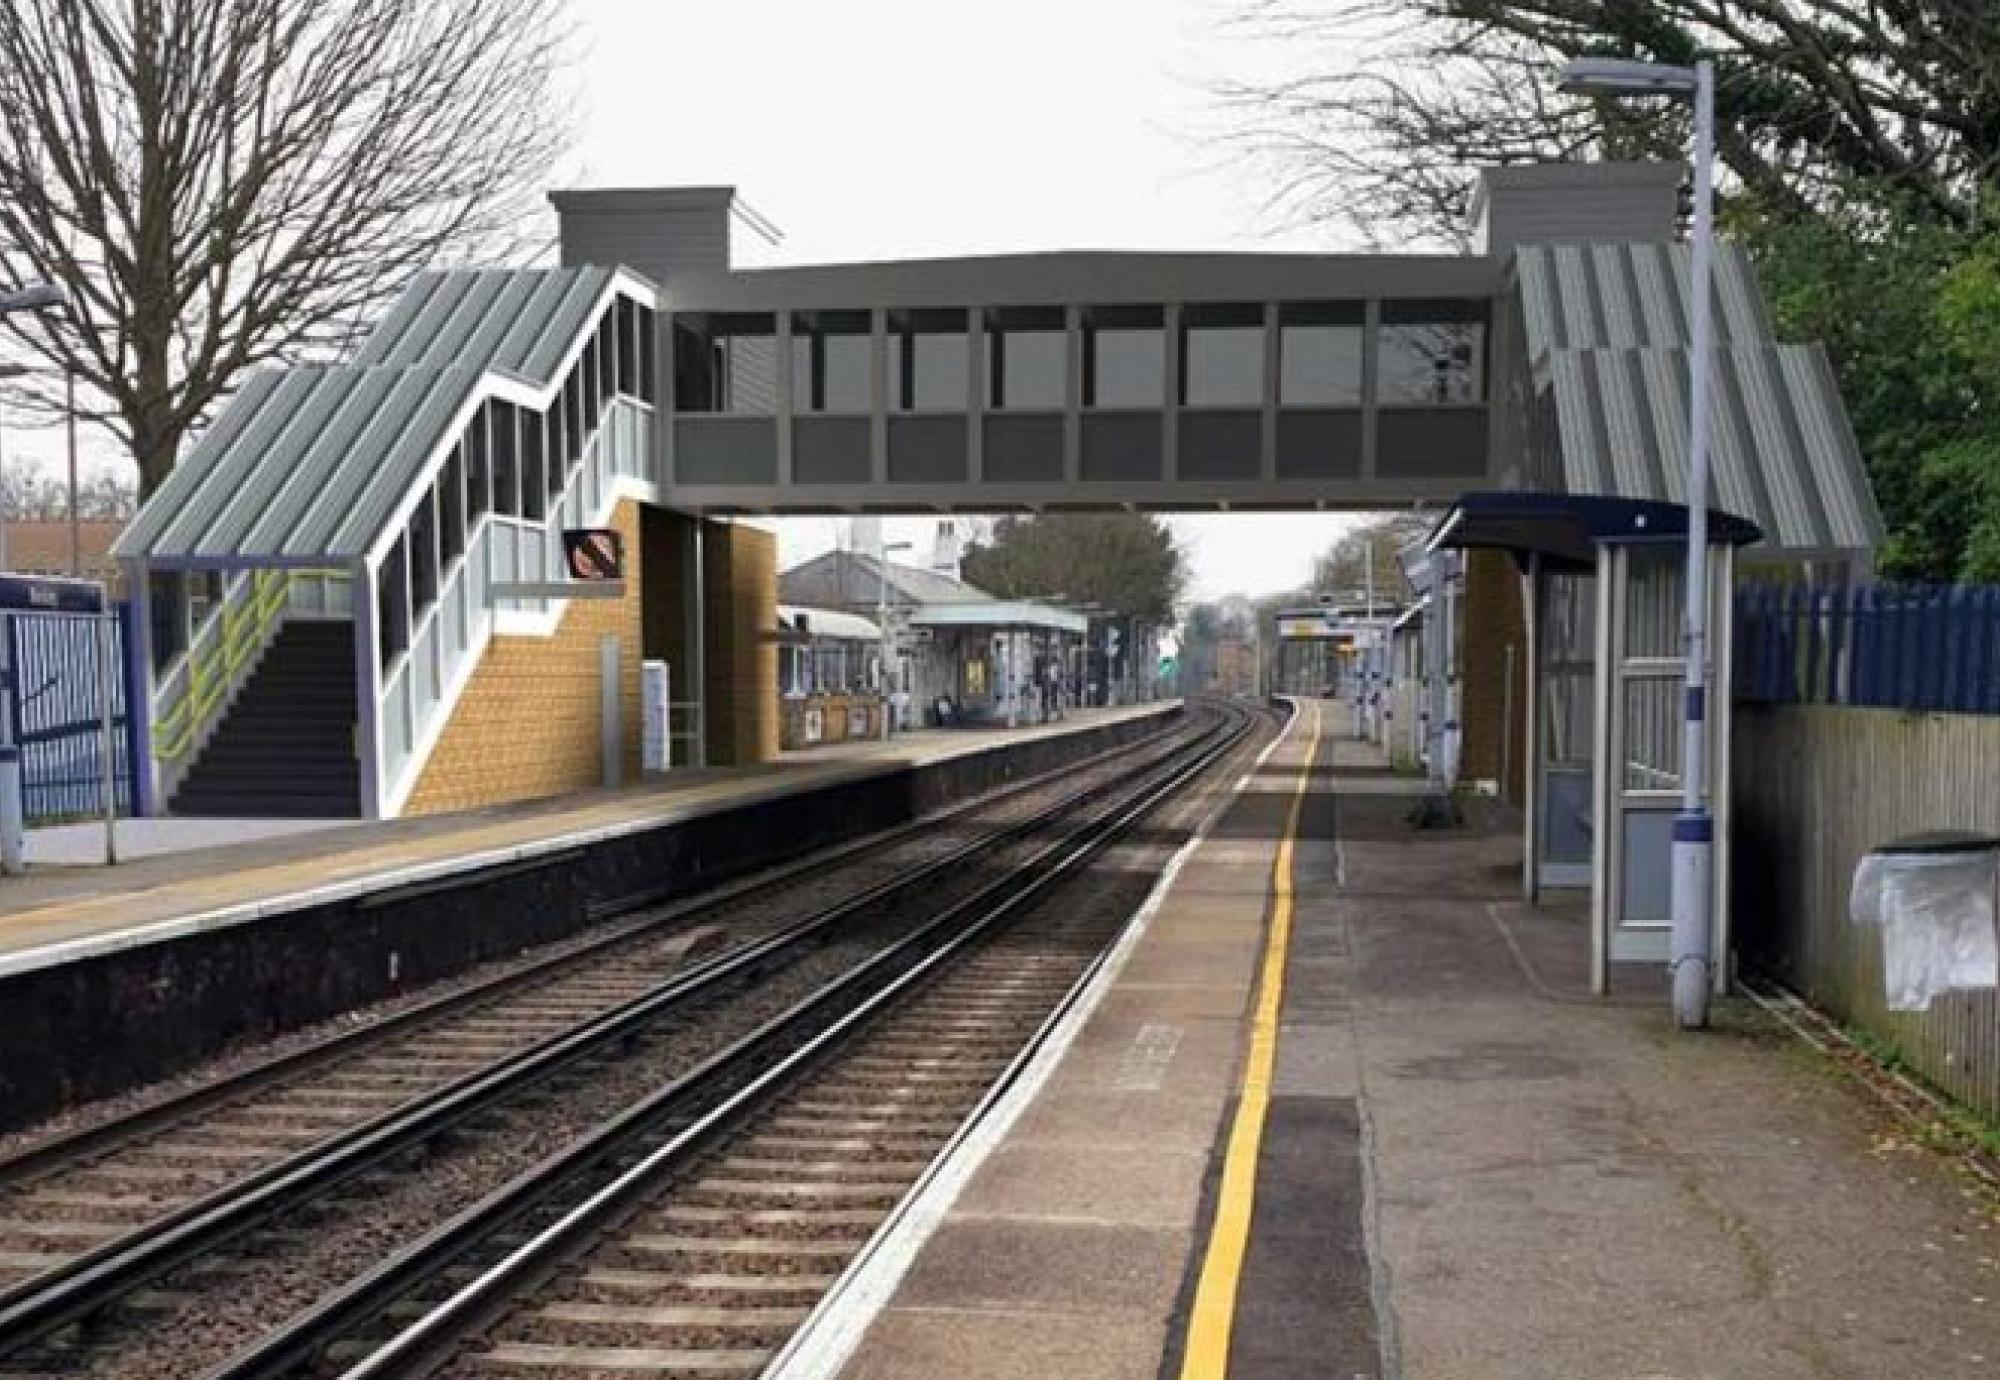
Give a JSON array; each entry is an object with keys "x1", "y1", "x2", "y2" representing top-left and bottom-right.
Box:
[{"x1": 1733, "y1": 703, "x2": 2000, "y2": 1120}]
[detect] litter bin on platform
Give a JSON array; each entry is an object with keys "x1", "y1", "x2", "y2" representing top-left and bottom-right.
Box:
[{"x1": 1850, "y1": 832, "x2": 2000, "y2": 1012}]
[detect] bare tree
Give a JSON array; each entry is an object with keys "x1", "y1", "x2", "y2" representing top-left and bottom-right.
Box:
[
  {"x1": 0, "y1": 0, "x2": 571, "y2": 497},
  {"x1": 1312, "y1": 512, "x2": 1433, "y2": 598},
  {"x1": 1218, "y1": 1, "x2": 2000, "y2": 245}
]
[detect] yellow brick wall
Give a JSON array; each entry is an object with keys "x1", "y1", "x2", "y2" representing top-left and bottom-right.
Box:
[
  {"x1": 1458, "y1": 547, "x2": 1529, "y2": 802},
  {"x1": 401, "y1": 500, "x2": 645, "y2": 816},
  {"x1": 703, "y1": 523, "x2": 779, "y2": 766}
]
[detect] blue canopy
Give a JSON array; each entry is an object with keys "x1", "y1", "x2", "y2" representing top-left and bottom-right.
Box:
[{"x1": 1428, "y1": 491, "x2": 1762, "y2": 573}]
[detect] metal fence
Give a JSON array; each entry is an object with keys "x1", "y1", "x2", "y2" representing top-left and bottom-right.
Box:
[
  {"x1": 4, "y1": 606, "x2": 141, "y2": 823},
  {"x1": 1736, "y1": 583, "x2": 2000, "y2": 715}
]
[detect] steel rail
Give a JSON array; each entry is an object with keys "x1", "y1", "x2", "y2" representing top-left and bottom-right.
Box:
[
  {"x1": 0, "y1": 710, "x2": 1208, "y2": 1358},
  {"x1": 208, "y1": 705, "x2": 1254, "y2": 1380},
  {"x1": 0, "y1": 710, "x2": 1182, "y2": 1194}
]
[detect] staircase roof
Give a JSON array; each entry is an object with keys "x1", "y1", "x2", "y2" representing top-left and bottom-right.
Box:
[{"x1": 116, "y1": 266, "x2": 635, "y2": 568}]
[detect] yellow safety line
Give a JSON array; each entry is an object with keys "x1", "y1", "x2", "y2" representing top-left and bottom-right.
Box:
[{"x1": 1177, "y1": 700, "x2": 1321, "y2": 1380}]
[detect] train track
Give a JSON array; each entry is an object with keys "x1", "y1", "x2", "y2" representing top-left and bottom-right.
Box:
[
  {"x1": 0, "y1": 706, "x2": 1255, "y2": 1378},
  {"x1": 213, "y1": 701, "x2": 1267, "y2": 1380}
]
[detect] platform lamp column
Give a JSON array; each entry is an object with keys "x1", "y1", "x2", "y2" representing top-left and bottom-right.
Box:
[
  {"x1": 1559, "y1": 55, "x2": 1717, "y2": 1029},
  {"x1": 877, "y1": 540, "x2": 911, "y2": 740},
  {"x1": 0, "y1": 283, "x2": 69, "y2": 876}
]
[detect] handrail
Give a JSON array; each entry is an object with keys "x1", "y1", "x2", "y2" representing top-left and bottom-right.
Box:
[{"x1": 152, "y1": 570, "x2": 352, "y2": 763}]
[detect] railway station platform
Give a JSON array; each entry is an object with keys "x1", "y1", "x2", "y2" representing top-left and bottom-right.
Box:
[
  {"x1": 0, "y1": 703, "x2": 1175, "y2": 975},
  {"x1": 0, "y1": 702, "x2": 1179, "y2": 1129},
  {"x1": 787, "y1": 699, "x2": 2000, "y2": 1380}
]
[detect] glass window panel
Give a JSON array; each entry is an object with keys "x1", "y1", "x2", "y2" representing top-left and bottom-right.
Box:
[
  {"x1": 638, "y1": 307, "x2": 658, "y2": 404},
  {"x1": 521, "y1": 411, "x2": 546, "y2": 521},
  {"x1": 409, "y1": 490, "x2": 438, "y2": 619},
  {"x1": 1378, "y1": 302, "x2": 1486, "y2": 404},
  {"x1": 465, "y1": 407, "x2": 491, "y2": 521},
  {"x1": 581, "y1": 339, "x2": 601, "y2": 433},
  {"x1": 673, "y1": 314, "x2": 777, "y2": 414},
  {"x1": 1087, "y1": 325, "x2": 1163, "y2": 408},
  {"x1": 987, "y1": 328, "x2": 1066, "y2": 409},
  {"x1": 491, "y1": 401, "x2": 519, "y2": 517},
  {"x1": 1621, "y1": 676, "x2": 1683, "y2": 791},
  {"x1": 378, "y1": 537, "x2": 409, "y2": 669},
  {"x1": 1183, "y1": 325, "x2": 1263, "y2": 407},
  {"x1": 1623, "y1": 555, "x2": 1683, "y2": 659},
  {"x1": 1280, "y1": 324, "x2": 1364, "y2": 405},
  {"x1": 546, "y1": 409, "x2": 564, "y2": 501},
  {"x1": 439, "y1": 448, "x2": 465, "y2": 565},
  {"x1": 892, "y1": 328, "x2": 969, "y2": 411}
]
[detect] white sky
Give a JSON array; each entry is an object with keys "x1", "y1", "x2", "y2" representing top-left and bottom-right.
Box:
[
  {"x1": 566, "y1": 0, "x2": 1368, "y2": 600},
  {"x1": 10, "y1": 0, "x2": 1376, "y2": 602}
]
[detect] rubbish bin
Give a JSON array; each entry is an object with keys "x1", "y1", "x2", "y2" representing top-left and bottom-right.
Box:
[{"x1": 1850, "y1": 832, "x2": 2000, "y2": 1012}]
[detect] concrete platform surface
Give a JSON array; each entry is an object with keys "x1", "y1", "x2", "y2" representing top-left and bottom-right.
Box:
[
  {"x1": 820, "y1": 700, "x2": 2000, "y2": 1380},
  {"x1": 0, "y1": 703, "x2": 1176, "y2": 975}
]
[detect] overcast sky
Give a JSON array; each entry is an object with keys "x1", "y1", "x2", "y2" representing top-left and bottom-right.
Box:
[
  {"x1": 566, "y1": 0, "x2": 1369, "y2": 600},
  {"x1": 13, "y1": 0, "x2": 1377, "y2": 602}
]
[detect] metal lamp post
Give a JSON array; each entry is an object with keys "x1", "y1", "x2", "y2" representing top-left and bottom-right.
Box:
[
  {"x1": 876, "y1": 540, "x2": 912, "y2": 740},
  {"x1": 1559, "y1": 55, "x2": 1716, "y2": 1029}
]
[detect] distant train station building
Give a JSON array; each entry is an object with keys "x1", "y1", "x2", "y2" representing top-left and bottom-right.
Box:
[{"x1": 113, "y1": 160, "x2": 1878, "y2": 820}]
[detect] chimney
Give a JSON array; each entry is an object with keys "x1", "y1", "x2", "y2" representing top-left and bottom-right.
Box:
[
  {"x1": 548, "y1": 186, "x2": 737, "y2": 281},
  {"x1": 1469, "y1": 162, "x2": 1683, "y2": 255}
]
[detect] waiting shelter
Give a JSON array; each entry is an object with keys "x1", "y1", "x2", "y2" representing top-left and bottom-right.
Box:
[{"x1": 1429, "y1": 492, "x2": 1760, "y2": 992}]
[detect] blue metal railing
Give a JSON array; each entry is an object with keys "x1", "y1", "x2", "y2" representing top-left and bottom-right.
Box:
[{"x1": 1736, "y1": 582, "x2": 2000, "y2": 715}]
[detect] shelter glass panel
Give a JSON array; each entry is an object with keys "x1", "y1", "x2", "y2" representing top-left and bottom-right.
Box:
[
  {"x1": 1621, "y1": 677, "x2": 1682, "y2": 792},
  {"x1": 1280, "y1": 302, "x2": 1364, "y2": 405},
  {"x1": 674, "y1": 313, "x2": 778, "y2": 414},
  {"x1": 1085, "y1": 307, "x2": 1164, "y2": 408},
  {"x1": 792, "y1": 310, "x2": 873, "y2": 414},
  {"x1": 1182, "y1": 304, "x2": 1263, "y2": 408},
  {"x1": 891, "y1": 310, "x2": 969, "y2": 412},
  {"x1": 986, "y1": 307, "x2": 1067, "y2": 410},
  {"x1": 1379, "y1": 300, "x2": 1486, "y2": 404}
]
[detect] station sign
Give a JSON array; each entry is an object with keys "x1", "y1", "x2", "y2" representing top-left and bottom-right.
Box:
[
  {"x1": 0, "y1": 574, "x2": 106, "y2": 614},
  {"x1": 562, "y1": 528, "x2": 624, "y2": 582},
  {"x1": 1276, "y1": 609, "x2": 1345, "y2": 641}
]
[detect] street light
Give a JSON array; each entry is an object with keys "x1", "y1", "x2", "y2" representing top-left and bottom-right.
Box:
[
  {"x1": 877, "y1": 540, "x2": 913, "y2": 741},
  {"x1": 1559, "y1": 55, "x2": 1717, "y2": 1029}
]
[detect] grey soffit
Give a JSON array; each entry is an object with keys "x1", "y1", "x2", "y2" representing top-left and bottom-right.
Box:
[
  {"x1": 116, "y1": 267, "x2": 620, "y2": 566},
  {"x1": 1544, "y1": 345, "x2": 1882, "y2": 554}
]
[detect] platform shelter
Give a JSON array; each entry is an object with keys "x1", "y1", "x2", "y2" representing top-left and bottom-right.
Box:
[{"x1": 1431, "y1": 492, "x2": 1761, "y2": 991}]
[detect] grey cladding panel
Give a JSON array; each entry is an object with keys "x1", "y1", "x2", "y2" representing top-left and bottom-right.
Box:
[
  {"x1": 793, "y1": 416, "x2": 872, "y2": 484},
  {"x1": 676, "y1": 415, "x2": 778, "y2": 484},
  {"x1": 1081, "y1": 413, "x2": 1163, "y2": 483},
  {"x1": 888, "y1": 416, "x2": 969, "y2": 484},
  {"x1": 1277, "y1": 410, "x2": 1362, "y2": 480},
  {"x1": 1177, "y1": 411, "x2": 1260, "y2": 481},
  {"x1": 982, "y1": 414, "x2": 1064, "y2": 484},
  {"x1": 1376, "y1": 408, "x2": 1490, "y2": 480}
]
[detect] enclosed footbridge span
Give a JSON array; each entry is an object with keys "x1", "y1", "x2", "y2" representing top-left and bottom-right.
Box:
[{"x1": 115, "y1": 161, "x2": 1880, "y2": 819}]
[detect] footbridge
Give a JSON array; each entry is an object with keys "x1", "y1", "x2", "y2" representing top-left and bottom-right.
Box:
[{"x1": 114, "y1": 161, "x2": 1881, "y2": 821}]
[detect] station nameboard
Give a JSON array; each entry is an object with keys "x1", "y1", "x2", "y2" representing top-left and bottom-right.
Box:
[{"x1": 1276, "y1": 611, "x2": 1346, "y2": 641}]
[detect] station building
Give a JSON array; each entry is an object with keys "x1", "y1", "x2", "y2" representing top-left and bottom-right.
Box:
[{"x1": 113, "y1": 160, "x2": 1878, "y2": 823}]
